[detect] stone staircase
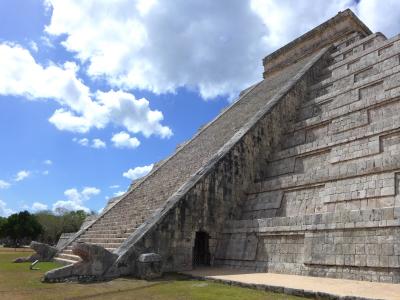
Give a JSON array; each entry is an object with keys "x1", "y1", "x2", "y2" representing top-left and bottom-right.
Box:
[
  {"x1": 55, "y1": 210, "x2": 143, "y2": 264},
  {"x1": 45, "y1": 10, "x2": 400, "y2": 284},
  {"x1": 53, "y1": 39, "x2": 323, "y2": 267}
]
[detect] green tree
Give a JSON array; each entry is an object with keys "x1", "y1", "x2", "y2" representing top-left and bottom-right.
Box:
[
  {"x1": 61, "y1": 210, "x2": 88, "y2": 233},
  {"x1": 1, "y1": 211, "x2": 43, "y2": 246},
  {"x1": 35, "y1": 211, "x2": 63, "y2": 245},
  {"x1": 35, "y1": 210, "x2": 93, "y2": 245},
  {"x1": 0, "y1": 216, "x2": 6, "y2": 238}
]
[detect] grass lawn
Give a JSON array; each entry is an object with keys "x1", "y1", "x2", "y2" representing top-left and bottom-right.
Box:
[{"x1": 0, "y1": 249, "x2": 306, "y2": 300}]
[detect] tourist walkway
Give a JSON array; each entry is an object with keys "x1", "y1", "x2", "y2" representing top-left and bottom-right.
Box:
[{"x1": 182, "y1": 268, "x2": 400, "y2": 300}]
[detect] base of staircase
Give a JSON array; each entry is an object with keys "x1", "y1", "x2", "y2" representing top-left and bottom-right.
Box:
[{"x1": 53, "y1": 257, "x2": 78, "y2": 266}]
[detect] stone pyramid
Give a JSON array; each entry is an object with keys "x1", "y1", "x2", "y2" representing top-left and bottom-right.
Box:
[{"x1": 47, "y1": 9, "x2": 400, "y2": 283}]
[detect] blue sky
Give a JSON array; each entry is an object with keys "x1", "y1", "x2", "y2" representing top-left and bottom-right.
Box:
[{"x1": 0, "y1": 0, "x2": 399, "y2": 216}]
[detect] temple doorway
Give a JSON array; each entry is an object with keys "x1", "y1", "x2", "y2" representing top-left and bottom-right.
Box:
[{"x1": 193, "y1": 231, "x2": 210, "y2": 267}]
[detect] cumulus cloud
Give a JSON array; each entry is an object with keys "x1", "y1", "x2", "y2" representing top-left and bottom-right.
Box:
[
  {"x1": 0, "y1": 200, "x2": 14, "y2": 217},
  {"x1": 92, "y1": 138, "x2": 106, "y2": 149},
  {"x1": 251, "y1": 0, "x2": 400, "y2": 49},
  {"x1": 111, "y1": 131, "x2": 140, "y2": 149},
  {"x1": 15, "y1": 170, "x2": 30, "y2": 182},
  {"x1": 44, "y1": 0, "x2": 400, "y2": 101},
  {"x1": 0, "y1": 43, "x2": 172, "y2": 138},
  {"x1": 0, "y1": 180, "x2": 10, "y2": 189},
  {"x1": 96, "y1": 90, "x2": 172, "y2": 138},
  {"x1": 32, "y1": 202, "x2": 48, "y2": 212},
  {"x1": 123, "y1": 164, "x2": 154, "y2": 180},
  {"x1": 81, "y1": 186, "x2": 101, "y2": 199},
  {"x1": 43, "y1": 159, "x2": 53, "y2": 165},
  {"x1": 44, "y1": 0, "x2": 268, "y2": 99},
  {"x1": 73, "y1": 137, "x2": 89, "y2": 146},
  {"x1": 52, "y1": 186, "x2": 100, "y2": 213},
  {"x1": 109, "y1": 185, "x2": 120, "y2": 189},
  {"x1": 73, "y1": 137, "x2": 106, "y2": 149}
]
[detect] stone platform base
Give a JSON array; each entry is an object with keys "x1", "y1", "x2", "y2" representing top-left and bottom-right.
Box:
[{"x1": 182, "y1": 267, "x2": 400, "y2": 300}]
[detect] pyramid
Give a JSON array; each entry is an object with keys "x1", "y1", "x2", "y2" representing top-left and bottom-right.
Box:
[{"x1": 47, "y1": 9, "x2": 400, "y2": 283}]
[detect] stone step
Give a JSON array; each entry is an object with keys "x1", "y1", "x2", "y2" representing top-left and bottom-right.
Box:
[
  {"x1": 90, "y1": 220, "x2": 131, "y2": 226},
  {"x1": 81, "y1": 232, "x2": 131, "y2": 239},
  {"x1": 87, "y1": 224, "x2": 133, "y2": 232},
  {"x1": 89, "y1": 224, "x2": 138, "y2": 232},
  {"x1": 82, "y1": 232, "x2": 135, "y2": 239},
  {"x1": 78, "y1": 237, "x2": 126, "y2": 244},
  {"x1": 97, "y1": 211, "x2": 153, "y2": 222},
  {"x1": 100, "y1": 205, "x2": 159, "y2": 213},
  {"x1": 56, "y1": 253, "x2": 81, "y2": 262},
  {"x1": 64, "y1": 241, "x2": 120, "y2": 251},
  {"x1": 85, "y1": 228, "x2": 136, "y2": 236},
  {"x1": 84, "y1": 231, "x2": 132, "y2": 238},
  {"x1": 53, "y1": 257, "x2": 77, "y2": 266},
  {"x1": 62, "y1": 249, "x2": 74, "y2": 254},
  {"x1": 74, "y1": 241, "x2": 121, "y2": 250}
]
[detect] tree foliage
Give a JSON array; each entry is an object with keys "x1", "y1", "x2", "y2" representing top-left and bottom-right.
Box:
[
  {"x1": 35, "y1": 210, "x2": 92, "y2": 245},
  {"x1": 0, "y1": 211, "x2": 43, "y2": 246},
  {"x1": 0, "y1": 216, "x2": 6, "y2": 235},
  {"x1": 0, "y1": 210, "x2": 94, "y2": 246}
]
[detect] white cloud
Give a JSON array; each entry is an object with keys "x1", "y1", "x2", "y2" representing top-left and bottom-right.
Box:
[
  {"x1": 32, "y1": 202, "x2": 48, "y2": 212},
  {"x1": 250, "y1": 1, "x2": 400, "y2": 49},
  {"x1": 15, "y1": 170, "x2": 30, "y2": 182},
  {"x1": 50, "y1": 109, "x2": 92, "y2": 133},
  {"x1": 355, "y1": 0, "x2": 400, "y2": 38},
  {"x1": 95, "y1": 90, "x2": 173, "y2": 138},
  {"x1": 44, "y1": 0, "x2": 268, "y2": 99},
  {"x1": 43, "y1": 159, "x2": 53, "y2": 165},
  {"x1": 109, "y1": 184, "x2": 120, "y2": 189},
  {"x1": 73, "y1": 137, "x2": 89, "y2": 146},
  {"x1": 81, "y1": 186, "x2": 101, "y2": 199},
  {"x1": 111, "y1": 131, "x2": 140, "y2": 149},
  {"x1": 0, "y1": 200, "x2": 14, "y2": 217},
  {"x1": 43, "y1": 170, "x2": 50, "y2": 175},
  {"x1": 52, "y1": 186, "x2": 100, "y2": 213},
  {"x1": 113, "y1": 190, "x2": 125, "y2": 197},
  {"x1": 250, "y1": 1, "x2": 357, "y2": 50},
  {"x1": 123, "y1": 163, "x2": 153, "y2": 180},
  {"x1": 0, "y1": 43, "x2": 172, "y2": 138},
  {"x1": 0, "y1": 180, "x2": 10, "y2": 189},
  {"x1": 73, "y1": 137, "x2": 106, "y2": 148},
  {"x1": 29, "y1": 41, "x2": 39, "y2": 52},
  {"x1": 44, "y1": 0, "x2": 400, "y2": 101},
  {"x1": 92, "y1": 138, "x2": 106, "y2": 149}
]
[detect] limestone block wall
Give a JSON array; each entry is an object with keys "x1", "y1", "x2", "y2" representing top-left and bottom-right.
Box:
[
  {"x1": 111, "y1": 50, "x2": 328, "y2": 275},
  {"x1": 215, "y1": 32, "x2": 400, "y2": 283}
]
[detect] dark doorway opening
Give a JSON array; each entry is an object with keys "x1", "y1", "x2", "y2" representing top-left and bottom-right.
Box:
[{"x1": 193, "y1": 231, "x2": 210, "y2": 267}]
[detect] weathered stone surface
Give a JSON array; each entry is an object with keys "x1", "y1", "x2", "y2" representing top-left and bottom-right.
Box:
[
  {"x1": 136, "y1": 253, "x2": 162, "y2": 279},
  {"x1": 56, "y1": 232, "x2": 75, "y2": 249},
  {"x1": 44, "y1": 242, "x2": 117, "y2": 282},
  {"x1": 14, "y1": 241, "x2": 58, "y2": 263},
  {"x1": 48, "y1": 9, "x2": 400, "y2": 284}
]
